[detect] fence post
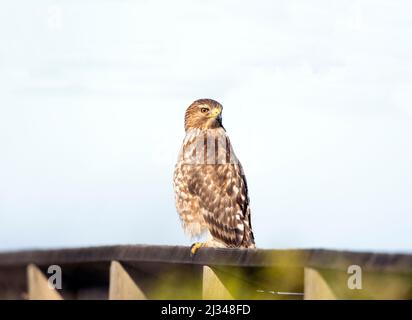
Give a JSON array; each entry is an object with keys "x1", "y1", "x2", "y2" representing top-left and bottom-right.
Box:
[
  {"x1": 27, "y1": 264, "x2": 63, "y2": 300},
  {"x1": 304, "y1": 268, "x2": 336, "y2": 300},
  {"x1": 202, "y1": 266, "x2": 233, "y2": 300},
  {"x1": 109, "y1": 261, "x2": 147, "y2": 300}
]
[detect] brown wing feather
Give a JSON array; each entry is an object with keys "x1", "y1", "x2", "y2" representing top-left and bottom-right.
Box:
[
  {"x1": 185, "y1": 162, "x2": 255, "y2": 248},
  {"x1": 174, "y1": 124, "x2": 255, "y2": 248}
]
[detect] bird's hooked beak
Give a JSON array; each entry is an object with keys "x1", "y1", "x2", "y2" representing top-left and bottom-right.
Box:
[{"x1": 209, "y1": 107, "x2": 222, "y2": 120}]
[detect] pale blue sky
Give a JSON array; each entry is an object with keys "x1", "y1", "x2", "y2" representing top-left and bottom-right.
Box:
[{"x1": 0, "y1": 0, "x2": 411, "y2": 252}]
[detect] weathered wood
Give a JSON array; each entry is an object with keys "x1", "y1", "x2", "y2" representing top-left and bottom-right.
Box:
[
  {"x1": 1, "y1": 246, "x2": 412, "y2": 273},
  {"x1": 109, "y1": 261, "x2": 147, "y2": 300},
  {"x1": 203, "y1": 266, "x2": 233, "y2": 300},
  {"x1": 27, "y1": 264, "x2": 63, "y2": 300},
  {"x1": 304, "y1": 268, "x2": 336, "y2": 300},
  {"x1": 0, "y1": 246, "x2": 308, "y2": 268},
  {"x1": 0, "y1": 245, "x2": 410, "y2": 300}
]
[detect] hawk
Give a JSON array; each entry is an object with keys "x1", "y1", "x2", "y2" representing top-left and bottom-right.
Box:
[{"x1": 173, "y1": 99, "x2": 255, "y2": 254}]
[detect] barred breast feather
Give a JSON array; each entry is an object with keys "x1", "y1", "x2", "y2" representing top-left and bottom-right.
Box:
[{"x1": 173, "y1": 127, "x2": 255, "y2": 248}]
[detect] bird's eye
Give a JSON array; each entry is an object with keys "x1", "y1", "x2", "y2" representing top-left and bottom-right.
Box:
[{"x1": 200, "y1": 108, "x2": 209, "y2": 113}]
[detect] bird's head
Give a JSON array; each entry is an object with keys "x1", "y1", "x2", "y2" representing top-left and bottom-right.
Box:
[{"x1": 184, "y1": 99, "x2": 224, "y2": 131}]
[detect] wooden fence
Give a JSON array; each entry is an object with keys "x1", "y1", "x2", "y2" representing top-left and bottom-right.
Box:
[{"x1": 0, "y1": 245, "x2": 411, "y2": 300}]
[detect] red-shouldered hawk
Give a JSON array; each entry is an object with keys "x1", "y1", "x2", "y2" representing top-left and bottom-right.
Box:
[{"x1": 173, "y1": 99, "x2": 255, "y2": 254}]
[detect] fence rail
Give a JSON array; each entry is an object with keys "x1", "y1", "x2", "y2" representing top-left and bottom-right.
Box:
[{"x1": 0, "y1": 245, "x2": 411, "y2": 300}]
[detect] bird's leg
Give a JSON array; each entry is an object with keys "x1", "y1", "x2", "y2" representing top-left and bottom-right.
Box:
[
  {"x1": 190, "y1": 232, "x2": 212, "y2": 256},
  {"x1": 190, "y1": 242, "x2": 205, "y2": 256},
  {"x1": 190, "y1": 234, "x2": 227, "y2": 256}
]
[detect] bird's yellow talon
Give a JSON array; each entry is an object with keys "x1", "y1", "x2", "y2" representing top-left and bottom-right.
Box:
[{"x1": 190, "y1": 242, "x2": 204, "y2": 256}]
